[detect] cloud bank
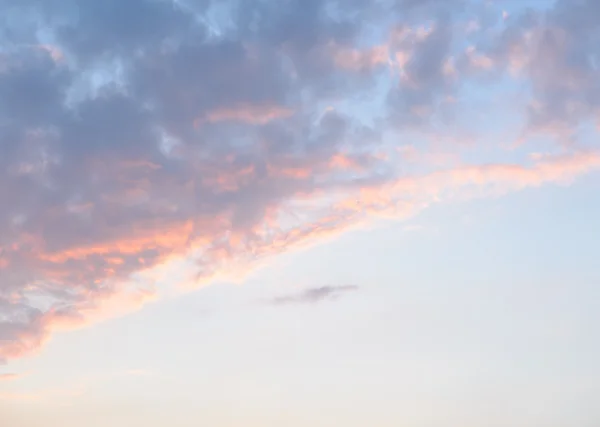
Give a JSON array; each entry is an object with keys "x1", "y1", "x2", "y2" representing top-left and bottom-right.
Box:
[{"x1": 0, "y1": 0, "x2": 599, "y2": 365}]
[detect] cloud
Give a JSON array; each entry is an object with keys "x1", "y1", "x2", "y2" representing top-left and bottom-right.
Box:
[
  {"x1": 198, "y1": 105, "x2": 295, "y2": 126},
  {"x1": 269, "y1": 285, "x2": 360, "y2": 306},
  {"x1": 0, "y1": 0, "x2": 598, "y2": 366},
  {"x1": 0, "y1": 373, "x2": 19, "y2": 381},
  {"x1": 461, "y1": 0, "x2": 600, "y2": 144}
]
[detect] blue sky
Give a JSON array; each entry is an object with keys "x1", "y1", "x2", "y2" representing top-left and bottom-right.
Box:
[{"x1": 1, "y1": 0, "x2": 600, "y2": 426}]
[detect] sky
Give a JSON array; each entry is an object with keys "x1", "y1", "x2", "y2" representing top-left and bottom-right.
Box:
[{"x1": 0, "y1": 0, "x2": 600, "y2": 425}]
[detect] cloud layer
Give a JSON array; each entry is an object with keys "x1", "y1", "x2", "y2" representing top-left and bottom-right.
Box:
[
  {"x1": 269, "y1": 285, "x2": 360, "y2": 306},
  {"x1": 0, "y1": 0, "x2": 599, "y2": 365}
]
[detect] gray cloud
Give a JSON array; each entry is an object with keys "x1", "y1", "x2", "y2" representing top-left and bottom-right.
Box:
[
  {"x1": 464, "y1": 0, "x2": 600, "y2": 143},
  {"x1": 269, "y1": 285, "x2": 360, "y2": 306},
  {"x1": 387, "y1": 18, "x2": 456, "y2": 129},
  {"x1": 0, "y1": 0, "x2": 387, "y2": 364}
]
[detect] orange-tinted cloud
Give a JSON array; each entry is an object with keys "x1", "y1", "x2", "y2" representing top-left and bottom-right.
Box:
[
  {"x1": 0, "y1": 373, "x2": 19, "y2": 381},
  {"x1": 3, "y1": 148, "x2": 598, "y2": 365},
  {"x1": 333, "y1": 45, "x2": 389, "y2": 72},
  {"x1": 195, "y1": 105, "x2": 294, "y2": 127}
]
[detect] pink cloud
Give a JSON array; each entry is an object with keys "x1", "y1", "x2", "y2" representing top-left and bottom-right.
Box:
[
  {"x1": 333, "y1": 45, "x2": 390, "y2": 72},
  {"x1": 1, "y1": 0, "x2": 599, "y2": 371},
  {"x1": 2, "y1": 148, "x2": 598, "y2": 365},
  {"x1": 195, "y1": 105, "x2": 294, "y2": 126}
]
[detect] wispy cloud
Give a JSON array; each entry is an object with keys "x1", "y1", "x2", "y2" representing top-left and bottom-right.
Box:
[
  {"x1": 0, "y1": 373, "x2": 19, "y2": 381},
  {"x1": 269, "y1": 286, "x2": 360, "y2": 306}
]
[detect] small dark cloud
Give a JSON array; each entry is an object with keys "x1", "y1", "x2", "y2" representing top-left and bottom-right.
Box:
[{"x1": 269, "y1": 285, "x2": 359, "y2": 306}]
